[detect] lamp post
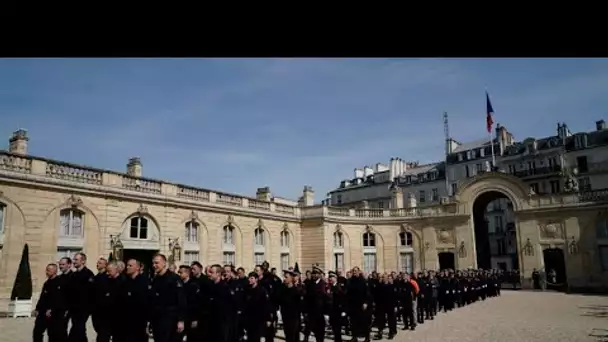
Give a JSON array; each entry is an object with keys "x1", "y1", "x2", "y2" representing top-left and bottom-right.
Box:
[
  {"x1": 168, "y1": 238, "x2": 182, "y2": 263},
  {"x1": 110, "y1": 235, "x2": 123, "y2": 261}
]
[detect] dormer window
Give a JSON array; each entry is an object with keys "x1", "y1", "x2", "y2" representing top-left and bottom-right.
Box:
[
  {"x1": 458, "y1": 153, "x2": 464, "y2": 162},
  {"x1": 406, "y1": 176, "x2": 412, "y2": 184},
  {"x1": 480, "y1": 148, "x2": 485, "y2": 157},
  {"x1": 466, "y1": 151, "x2": 472, "y2": 159},
  {"x1": 472, "y1": 150, "x2": 477, "y2": 158}
]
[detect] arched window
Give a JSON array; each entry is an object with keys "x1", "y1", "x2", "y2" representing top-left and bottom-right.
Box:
[
  {"x1": 362, "y1": 231, "x2": 377, "y2": 274},
  {"x1": 254, "y1": 228, "x2": 265, "y2": 246},
  {"x1": 223, "y1": 225, "x2": 235, "y2": 245},
  {"x1": 363, "y1": 232, "x2": 376, "y2": 247},
  {"x1": 222, "y1": 225, "x2": 236, "y2": 266},
  {"x1": 60, "y1": 209, "x2": 84, "y2": 238},
  {"x1": 399, "y1": 231, "x2": 413, "y2": 247},
  {"x1": 129, "y1": 217, "x2": 148, "y2": 239},
  {"x1": 185, "y1": 221, "x2": 199, "y2": 243},
  {"x1": 333, "y1": 231, "x2": 344, "y2": 248},
  {"x1": 280, "y1": 230, "x2": 290, "y2": 247},
  {"x1": 0, "y1": 203, "x2": 5, "y2": 234}
]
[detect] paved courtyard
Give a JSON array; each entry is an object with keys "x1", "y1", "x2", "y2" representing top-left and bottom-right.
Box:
[{"x1": 1, "y1": 290, "x2": 607, "y2": 341}]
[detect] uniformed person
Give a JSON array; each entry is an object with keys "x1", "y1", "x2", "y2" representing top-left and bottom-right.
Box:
[
  {"x1": 92, "y1": 257, "x2": 109, "y2": 339},
  {"x1": 278, "y1": 269, "x2": 302, "y2": 342},
  {"x1": 95, "y1": 262, "x2": 124, "y2": 342},
  {"x1": 149, "y1": 253, "x2": 186, "y2": 342},
  {"x1": 224, "y1": 264, "x2": 244, "y2": 342},
  {"x1": 327, "y1": 271, "x2": 347, "y2": 342},
  {"x1": 243, "y1": 272, "x2": 273, "y2": 342},
  {"x1": 57, "y1": 257, "x2": 73, "y2": 342},
  {"x1": 205, "y1": 264, "x2": 232, "y2": 342},
  {"x1": 346, "y1": 266, "x2": 371, "y2": 342},
  {"x1": 121, "y1": 259, "x2": 150, "y2": 342},
  {"x1": 426, "y1": 271, "x2": 439, "y2": 319},
  {"x1": 304, "y1": 265, "x2": 328, "y2": 342},
  {"x1": 398, "y1": 273, "x2": 416, "y2": 331},
  {"x1": 177, "y1": 265, "x2": 202, "y2": 342},
  {"x1": 33, "y1": 263, "x2": 65, "y2": 342},
  {"x1": 67, "y1": 252, "x2": 95, "y2": 342}
]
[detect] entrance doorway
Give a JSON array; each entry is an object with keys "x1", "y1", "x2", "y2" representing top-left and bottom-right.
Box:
[
  {"x1": 472, "y1": 191, "x2": 519, "y2": 271},
  {"x1": 123, "y1": 249, "x2": 158, "y2": 280},
  {"x1": 543, "y1": 248, "x2": 567, "y2": 291},
  {"x1": 438, "y1": 252, "x2": 455, "y2": 270}
]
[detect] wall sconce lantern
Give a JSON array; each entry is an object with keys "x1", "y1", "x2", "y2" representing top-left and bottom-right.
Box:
[
  {"x1": 110, "y1": 235, "x2": 123, "y2": 261},
  {"x1": 168, "y1": 238, "x2": 182, "y2": 263},
  {"x1": 523, "y1": 238, "x2": 534, "y2": 256},
  {"x1": 568, "y1": 236, "x2": 579, "y2": 254},
  {"x1": 425, "y1": 242, "x2": 431, "y2": 250},
  {"x1": 458, "y1": 241, "x2": 467, "y2": 258}
]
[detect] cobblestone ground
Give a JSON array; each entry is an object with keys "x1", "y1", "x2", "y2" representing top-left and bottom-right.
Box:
[{"x1": 1, "y1": 291, "x2": 607, "y2": 342}]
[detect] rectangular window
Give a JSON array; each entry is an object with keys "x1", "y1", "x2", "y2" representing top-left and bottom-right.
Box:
[
  {"x1": 458, "y1": 153, "x2": 463, "y2": 162},
  {"x1": 377, "y1": 201, "x2": 384, "y2": 209},
  {"x1": 579, "y1": 177, "x2": 591, "y2": 191},
  {"x1": 223, "y1": 228, "x2": 234, "y2": 245},
  {"x1": 281, "y1": 253, "x2": 290, "y2": 271},
  {"x1": 0, "y1": 205, "x2": 4, "y2": 233},
  {"x1": 597, "y1": 220, "x2": 608, "y2": 239},
  {"x1": 399, "y1": 252, "x2": 413, "y2": 273},
  {"x1": 56, "y1": 248, "x2": 81, "y2": 262},
  {"x1": 432, "y1": 188, "x2": 439, "y2": 201},
  {"x1": 476, "y1": 163, "x2": 483, "y2": 172},
  {"x1": 530, "y1": 183, "x2": 539, "y2": 194},
  {"x1": 222, "y1": 251, "x2": 235, "y2": 266},
  {"x1": 577, "y1": 156, "x2": 589, "y2": 173},
  {"x1": 334, "y1": 253, "x2": 344, "y2": 271},
  {"x1": 494, "y1": 216, "x2": 502, "y2": 233},
  {"x1": 337, "y1": 195, "x2": 342, "y2": 205},
  {"x1": 419, "y1": 190, "x2": 426, "y2": 203},
  {"x1": 363, "y1": 253, "x2": 377, "y2": 274},
  {"x1": 480, "y1": 148, "x2": 485, "y2": 157},
  {"x1": 185, "y1": 222, "x2": 198, "y2": 243},
  {"x1": 465, "y1": 165, "x2": 470, "y2": 178},
  {"x1": 599, "y1": 246, "x2": 608, "y2": 271},
  {"x1": 550, "y1": 180, "x2": 560, "y2": 194},
  {"x1": 254, "y1": 252, "x2": 265, "y2": 266},
  {"x1": 451, "y1": 183, "x2": 458, "y2": 196},
  {"x1": 184, "y1": 251, "x2": 199, "y2": 264},
  {"x1": 60, "y1": 210, "x2": 83, "y2": 237},
  {"x1": 548, "y1": 157, "x2": 558, "y2": 168}
]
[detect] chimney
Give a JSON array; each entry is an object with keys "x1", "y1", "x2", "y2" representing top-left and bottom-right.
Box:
[
  {"x1": 390, "y1": 184, "x2": 404, "y2": 209},
  {"x1": 596, "y1": 120, "x2": 606, "y2": 131},
  {"x1": 8, "y1": 129, "x2": 29, "y2": 155},
  {"x1": 298, "y1": 186, "x2": 314, "y2": 207},
  {"x1": 256, "y1": 187, "x2": 272, "y2": 201},
  {"x1": 127, "y1": 157, "x2": 143, "y2": 177}
]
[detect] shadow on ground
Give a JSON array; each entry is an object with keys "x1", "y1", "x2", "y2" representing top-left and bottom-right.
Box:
[{"x1": 580, "y1": 305, "x2": 608, "y2": 318}]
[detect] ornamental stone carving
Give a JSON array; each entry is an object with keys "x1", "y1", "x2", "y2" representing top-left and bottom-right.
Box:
[
  {"x1": 539, "y1": 222, "x2": 563, "y2": 240},
  {"x1": 189, "y1": 210, "x2": 199, "y2": 221},
  {"x1": 136, "y1": 204, "x2": 148, "y2": 215},
  {"x1": 66, "y1": 194, "x2": 83, "y2": 208},
  {"x1": 436, "y1": 228, "x2": 453, "y2": 244}
]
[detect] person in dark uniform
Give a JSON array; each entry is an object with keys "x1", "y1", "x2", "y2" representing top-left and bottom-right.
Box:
[
  {"x1": 177, "y1": 265, "x2": 201, "y2": 342},
  {"x1": 224, "y1": 264, "x2": 244, "y2": 342},
  {"x1": 149, "y1": 253, "x2": 186, "y2": 342},
  {"x1": 398, "y1": 273, "x2": 416, "y2": 331},
  {"x1": 92, "y1": 257, "x2": 109, "y2": 341},
  {"x1": 94, "y1": 262, "x2": 124, "y2": 342},
  {"x1": 278, "y1": 269, "x2": 302, "y2": 342},
  {"x1": 206, "y1": 264, "x2": 232, "y2": 342},
  {"x1": 413, "y1": 272, "x2": 426, "y2": 325},
  {"x1": 243, "y1": 272, "x2": 273, "y2": 342},
  {"x1": 67, "y1": 252, "x2": 95, "y2": 342},
  {"x1": 33, "y1": 263, "x2": 65, "y2": 342},
  {"x1": 57, "y1": 257, "x2": 73, "y2": 342},
  {"x1": 190, "y1": 261, "x2": 211, "y2": 340},
  {"x1": 346, "y1": 266, "x2": 371, "y2": 342},
  {"x1": 120, "y1": 259, "x2": 150, "y2": 342},
  {"x1": 303, "y1": 265, "x2": 328, "y2": 342},
  {"x1": 425, "y1": 271, "x2": 439, "y2": 319},
  {"x1": 374, "y1": 273, "x2": 398, "y2": 340},
  {"x1": 327, "y1": 271, "x2": 346, "y2": 342}
]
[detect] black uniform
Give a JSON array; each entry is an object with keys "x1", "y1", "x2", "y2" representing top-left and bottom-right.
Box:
[
  {"x1": 33, "y1": 275, "x2": 65, "y2": 342},
  {"x1": 278, "y1": 283, "x2": 303, "y2": 342},
  {"x1": 327, "y1": 282, "x2": 347, "y2": 342},
  {"x1": 304, "y1": 278, "x2": 328, "y2": 342},
  {"x1": 67, "y1": 266, "x2": 95, "y2": 342},
  {"x1": 243, "y1": 284, "x2": 273, "y2": 342},
  {"x1": 93, "y1": 275, "x2": 124, "y2": 342},
  {"x1": 346, "y1": 276, "x2": 371, "y2": 340},
  {"x1": 149, "y1": 271, "x2": 187, "y2": 342},
  {"x1": 121, "y1": 273, "x2": 150, "y2": 342},
  {"x1": 425, "y1": 277, "x2": 439, "y2": 318},
  {"x1": 182, "y1": 278, "x2": 202, "y2": 342},
  {"x1": 375, "y1": 282, "x2": 398, "y2": 339},
  {"x1": 398, "y1": 279, "x2": 416, "y2": 330},
  {"x1": 206, "y1": 279, "x2": 233, "y2": 342}
]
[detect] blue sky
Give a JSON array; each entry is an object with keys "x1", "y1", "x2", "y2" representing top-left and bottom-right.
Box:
[{"x1": 1, "y1": 58, "x2": 607, "y2": 201}]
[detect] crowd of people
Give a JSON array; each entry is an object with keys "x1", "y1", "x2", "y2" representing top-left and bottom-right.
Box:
[{"x1": 33, "y1": 252, "x2": 506, "y2": 342}]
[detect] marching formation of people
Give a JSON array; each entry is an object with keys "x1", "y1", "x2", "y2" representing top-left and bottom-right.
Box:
[{"x1": 34, "y1": 251, "x2": 505, "y2": 342}]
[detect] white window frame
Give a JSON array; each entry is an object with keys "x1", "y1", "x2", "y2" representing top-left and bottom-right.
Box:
[
  {"x1": 399, "y1": 231, "x2": 413, "y2": 247},
  {"x1": 280, "y1": 230, "x2": 290, "y2": 247},
  {"x1": 223, "y1": 225, "x2": 235, "y2": 245},
  {"x1": 280, "y1": 253, "x2": 290, "y2": 271},
  {"x1": 254, "y1": 228, "x2": 265, "y2": 246},
  {"x1": 60, "y1": 209, "x2": 84, "y2": 238},
  {"x1": 399, "y1": 252, "x2": 413, "y2": 273},
  {"x1": 363, "y1": 232, "x2": 376, "y2": 248},
  {"x1": 334, "y1": 252, "x2": 344, "y2": 271},
  {"x1": 185, "y1": 221, "x2": 199, "y2": 243},
  {"x1": 363, "y1": 252, "x2": 377, "y2": 274},
  {"x1": 254, "y1": 252, "x2": 265, "y2": 266},
  {"x1": 56, "y1": 248, "x2": 82, "y2": 262},
  {"x1": 129, "y1": 216, "x2": 148, "y2": 240},
  {"x1": 222, "y1": 251, "x2": 235, "y2": 266},
  {"x1": 184, "y1": 251, "x2": 199, "y2": 264},
  {"x1": 333, "y1": 231, "x2": 344, "y2": 248}
]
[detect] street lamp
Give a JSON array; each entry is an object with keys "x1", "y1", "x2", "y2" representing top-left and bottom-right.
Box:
[
  {"x1": 168, "y1": 238, "x2": 182, "y2": 262},
  {"x1": 110, "y1": 235, "x2": 123, "y2": 261}
]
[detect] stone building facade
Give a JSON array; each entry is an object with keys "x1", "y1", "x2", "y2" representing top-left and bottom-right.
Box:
[{"x1": 0, "y1": 130, "x2": 607, "y2": 306}]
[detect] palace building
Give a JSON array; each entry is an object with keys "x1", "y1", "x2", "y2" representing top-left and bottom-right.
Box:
[{"x1": 0, "y1": 128, "x2": 607, "y2": 308}]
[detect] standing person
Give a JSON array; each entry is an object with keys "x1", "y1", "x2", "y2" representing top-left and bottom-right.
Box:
[
  {"x1": 243, "y1": 272, "x2": 273, "y2": 342},
  {"x1": 95, "y1": 262, "x2": 124, "y2": 342},
  {"x1": 121, "y1": 259, "x2": 149, "y2": 342},
  {"x1": 304, "y1": 266, "x2": 328, "y2": 342},
  {"x1": 92, "y1": 257, "x2": 109, "y2": 340},
  {"x1": 398, "y1": 273, "x2": 416, "y2": 331},
  {"x1": 346, "y1": 267, "x2": 371, "y2": 342},
  {"x1": 33, "y1": 263, "x2": 65, "y2": 342},
  {"x1": 206, "y1": 264, "x2": 232, "y2": 342},
  {"x1": 278, "y1": 270, "x2": 302, "y2": 342},
  {"x1": 374, "y1": 274, "x2": 398, "y2": 340},
  {"x1": 190, "y1": 261, "x2": 211, "y2": 340},
  {"x1": 327, "y1": 271, "x2": 346, "y2": 342},
  {"x1": 68, "y1": 252, "x2": 95, "y2": 342},
  {"x1": 57, "y1": 257, "x2": 73, "y2": 341},
  {"x1": 149, "y1": 254, "x2": 186, "y2": 342},
  {"x1": 426, "y1": 271, "x2": 439, "y2": 320},
  {"x1": 177, "y1": 265, "x2": 201, "y2": 342}
]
